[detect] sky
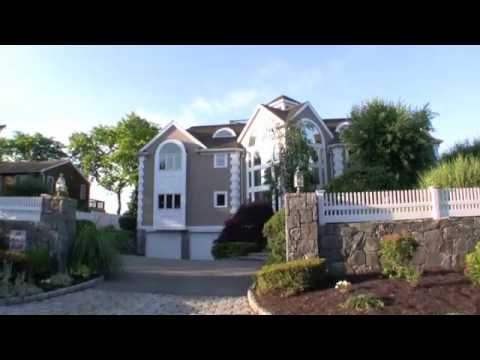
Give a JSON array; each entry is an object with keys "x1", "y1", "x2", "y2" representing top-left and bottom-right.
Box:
[{"x1": 1, "y1": 45, "x2": 480, "y2": 213}]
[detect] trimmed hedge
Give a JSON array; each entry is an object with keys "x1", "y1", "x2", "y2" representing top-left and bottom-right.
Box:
[
  {"x1": 211, "y1": 242, "x2": 263, "y2": 260},
  {"x1": 215, "y1": 201, "x2": 273, "y2": 248},
  {"x1": 263, "y1": 209, "x2": 286, "y2": 264},
  {"x1": 255, "y1": 257, "x2": 326, "y2": 297},
  {"x1": 465, "y1": 242, "x2": 480, "y2": 286}
]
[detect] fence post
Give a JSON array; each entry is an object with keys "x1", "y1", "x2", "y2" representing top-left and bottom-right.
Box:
[
  {"x1": 429, "y1": 186, "x2": 442, "y2": 220},
  {"x1": 316, "y1": 189, "x2": 326, "y2": 225}
]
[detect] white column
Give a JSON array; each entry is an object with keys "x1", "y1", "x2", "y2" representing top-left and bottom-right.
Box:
[
  {"x1": 137, "y1": 155, "x2": 145, "y2": 227},
  {"x1": 230, "y1": 152, "x2": 241, "y2": 214},
  {"x1": 331, "y1": 146, "x2": 345, "y2": 178}
]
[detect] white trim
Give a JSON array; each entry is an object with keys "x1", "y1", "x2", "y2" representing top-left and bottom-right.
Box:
[
  {"x1": 197, "y1": 148, "x2": 244, "y2": 153},
  {"x1": 212, "y1": 127, "x2": 236, "y2": 138},
  {"x1": 137, "y1": 155, "x2": 145, "y2": 227},
  {"x1": 214, "y1": 153, "x2": 228, "y2": 168},
  {"x1": 268, "y1": 98, "x2": 300, "y2": 110},
  {"x1": 213, "y1": 191, "x2": 228, "y2": 208},
  {"x1": 288, "y1": 102, "x2": 334, "y2": 139},
  {"x1": 140, "y1": 121, "x2": 207, "y2": 153},
  {"x1": 154, "y1": 139, "x2": 187, "y2": 229},
  {"x1": 187, "y1": 225, "x2": 223, "y2": 232},
  {"x1": 300, "y1": 118, "x2": 328, "y2": 188},
  {"x1": 237, "y1": 105, "x2": 263, "y2": 143},
  {"x1": 335, "y1": 121, "x2": 350, "y2": 133},
  {"x1": 229, "y1": 152, "x2": 241, "y2": 214},
  {"x1": 328, "y1": 143, "x2": 345, "y2": 149}
]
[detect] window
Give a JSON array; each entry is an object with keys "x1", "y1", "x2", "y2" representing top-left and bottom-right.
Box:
[
  {"x1": 248, "y1": 172, "x2": 252, "y2": 187},
  {"x1": 159, "y1": 143, "x2": 182, "y2": 171},
  {"x1": 254, "y1": 152, "x2": 261, "y2": 166},
  {"x1": 248, "y1": 135, "x2": 256, "y2": 147},
  {"x1": 213, "y1": 128, "x2": 236, "y2": 138},
  {"x1": 214, "y1": 191, "x2": 228, "y2": 208},
  {"x1": 158, "y1": 193, "x2": 181, "y2": 209},
  {"x1": 254, "y1": 170, "x2": 261, "y2": 186},
  {"x1": 214, "y1": 153, "x2": 228, "y2": 168},
  {"x1": 301, "y1": 119, "x2": 322, "y2": 144},
  {"x1": 247, "y1": 153, "x2": 251, "y2": 168},
  {"x1": 80, "y1": 184, "x2": 87, "y2": 200},
  {"x1": 46, "y1": 176, "x2": 55, "y2": 193}
]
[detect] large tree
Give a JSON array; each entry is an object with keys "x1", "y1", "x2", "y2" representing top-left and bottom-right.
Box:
[
  {"x1": 0, "y1": 131, "x2": 67, "y2": 161},
  {"x1": 69, "y1": 112, "x2": 159, "y2": 214},
  {"x1": 341, "y1": 99, "x2": 438, "y2": 188}
]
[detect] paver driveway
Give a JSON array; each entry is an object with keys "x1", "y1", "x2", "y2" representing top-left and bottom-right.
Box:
[{"x1": 0, "y1": 255, "x2": 263, "y2": 315}]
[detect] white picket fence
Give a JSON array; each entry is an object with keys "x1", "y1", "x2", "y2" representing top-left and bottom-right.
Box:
[
  {"x1": 317, "y1": 187, "x2": 480, "y2": 225},
  {"x1": 0, "y1": 196, "x2": 120, "y2": 228},
  {"x1": 0, "y1": 197, "x2": 43, "y2": 222}
]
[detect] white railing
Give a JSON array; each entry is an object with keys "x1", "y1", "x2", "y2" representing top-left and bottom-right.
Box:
[
  {"x1": 317, "y1": 187, "x2": 480, "y2": 225},
  {"x1": 76, "y1": 211, "x2": 120, "y2": 229},
  {"x1": 0, "y1": 196, "x2": 43, "y2": 222}
]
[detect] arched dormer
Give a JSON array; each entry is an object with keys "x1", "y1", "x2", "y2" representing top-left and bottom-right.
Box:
[
  {"x1": 212, "y1": 127, "x2": 236, "y2": 138},
  {"x1": 335, "y1": 121, "x2": 350, "y2": 134}
]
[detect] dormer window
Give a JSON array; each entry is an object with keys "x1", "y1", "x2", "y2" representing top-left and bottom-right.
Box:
[
  {"x1": 159, "y1": 143, "x2": 182, "y2": 171},
  {"x1": 248, "y1": 135, "x2": 256, "y2": 147},
  {"x1": 212, "y1": 127, "x2": 236, "y2": 138}
]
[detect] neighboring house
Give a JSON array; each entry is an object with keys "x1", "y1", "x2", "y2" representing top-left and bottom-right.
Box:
[
  {"x1": 0, "y1": 125, "x2": 5, "y2": 134},
  {"x1": 0, "y1": 160, "x2": 90, "y2": 210},
  {"x1": 137, "y1": 95, "x2": 352, "y2": 260}
]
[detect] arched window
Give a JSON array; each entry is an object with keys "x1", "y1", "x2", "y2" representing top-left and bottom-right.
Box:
[
  {"x1": 254, "y1": 152, "x2": 261, "y2": 166},
  {"x1": 212, "y1": 127, "x2": 236, "y2": 138},
  {"x1": 335, "y1": 122, "x2": 350, "y2": 134},
  {"x1": 159, "y1": 142, "x2": 182, "y2": 171},
  {"x1": 300, "y1": 119, "x2": 323, "y2": 144}
]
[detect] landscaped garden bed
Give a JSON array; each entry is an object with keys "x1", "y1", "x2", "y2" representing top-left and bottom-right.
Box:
[{"x1": 255, "y1": 270, "x2": 480, "y2": 315}]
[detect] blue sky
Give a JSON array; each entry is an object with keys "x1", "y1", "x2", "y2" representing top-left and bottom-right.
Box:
[{"x1": 1, "y1": 45, "x2": 480, "y2": 212}]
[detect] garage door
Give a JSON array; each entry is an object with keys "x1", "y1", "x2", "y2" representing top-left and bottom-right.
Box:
[
  {"x1": 190, "y1": 232, "x2": 219, "y2": 260},
  {"x1": 146, "y1": 232, "x2": 182, "y2": 259}
]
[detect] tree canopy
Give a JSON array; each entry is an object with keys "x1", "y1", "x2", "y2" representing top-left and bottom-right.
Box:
[
  {"x1": 0, "y1": 131, "x2": 67, "y2": 161},
  {"x1": 69, "y1": 112, "x2": 159, "y2": 214},
  {"x1": 341, "y1": 99, "x2": 438, "y2": 189}
]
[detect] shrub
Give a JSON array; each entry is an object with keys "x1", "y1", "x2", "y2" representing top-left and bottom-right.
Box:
[
  {"x1": 1, "y1": 177, "x2": 49, "y2": 196},
  {"x1": 25, "y1": 245, "x2": 57, "y2": 282},
  {"x1": 41, "y1": 273, "x2": 73, "y2": 290},
  {"x1": 76, "y1": 220, "x2": 96, "y2": 233},
  {"x1": 262, "y1": 209, "x2": 286, "y2": 264},
  {"x1": 0, "y1": 251, "x2": 29, "y2": 275},
  {"x1": 69, "y1": 264, "x2": 93, "y2": 281},
  {"x1": 11, "y1": 272, "x2": 43, "y2": 297},
  {"x1": 326, "y1": 165, "x2": 400, "y2": 193},
  {"x1": 441, "y1": 138, "x2": 480, "y2": 163},
  {"x1": 101, "y1": 227, "x2": 135, "y2": 254},
  {"x1": 465, "y1": 242, "x2": 480, "y2": 286},
  {"x1": 119, "y1": 216, "x2": 136, "y2": 232},
  {"x1": 68, "y1": 224, "x2": 122, "y2": 275},
  {"x1": 379, "y1": 234, "x2": 421, "y2": 285},
  {"x1": 211, "y1": 242, "x2": 262, "y2": 260},
  {"x1": 255, "y1": 257, "x2": 326, "y2": 297},
  {"x1": 0, "y1": 227, "x2": 8, "y2": 251},
  {"x1": 419, "y1": 155, "x2": 480, "y2": 188},
  {"x1": 215, "y1": 201, "x2": 273, "y2": 248},
  {"x1": 340, "y1": 294, "x2": 384, "y2": 311}
]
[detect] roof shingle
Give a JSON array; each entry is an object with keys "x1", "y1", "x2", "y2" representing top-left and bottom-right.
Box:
[{"x1": 0, "y1": 160, "x2": 69, "y2": 174}]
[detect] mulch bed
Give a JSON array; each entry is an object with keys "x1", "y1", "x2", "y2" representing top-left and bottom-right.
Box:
[{"x1": 256, "y1": 270, "x2": 480, "y2": 315}]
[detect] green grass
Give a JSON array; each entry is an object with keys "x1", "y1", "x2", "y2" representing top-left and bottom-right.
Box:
[{"x1": 419, "y1": 155, "x2": 480, "y2": 188}]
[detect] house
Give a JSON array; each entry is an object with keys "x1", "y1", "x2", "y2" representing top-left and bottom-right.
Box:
[
  {"x1": 0, "y1": 159, "x2": 90, "y2": 210},
  {"x1": 137, "y1": 95, "x2": 351, "y2": 260},
  {"x1": 0, "y1": 125, "x2": 5, "y2": 134}
]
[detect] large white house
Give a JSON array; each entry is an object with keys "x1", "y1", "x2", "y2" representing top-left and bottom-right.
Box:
[{"x1": 136, "y1": 95, "x2": 351, "y2": 260}]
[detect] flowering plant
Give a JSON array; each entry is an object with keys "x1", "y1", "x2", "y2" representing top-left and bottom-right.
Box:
[{"x1": 335, "y1": 280, "x2": 351, "y2": 293}]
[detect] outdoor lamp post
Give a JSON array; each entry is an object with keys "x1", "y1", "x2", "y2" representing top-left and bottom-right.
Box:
[{"x1": 294, "y1": 167, "x2": 304, "y2": 193}]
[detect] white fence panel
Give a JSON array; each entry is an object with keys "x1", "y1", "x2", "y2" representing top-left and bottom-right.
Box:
[
  {"x1": 76, "y1": 211, "x2": 120, "y2": 229},
  {"x1": 0, "y1": 196, "x2": 43, "y2": 222},
  {"x1": 441, "y1": 187, "x2": 480, "y2": 217}
]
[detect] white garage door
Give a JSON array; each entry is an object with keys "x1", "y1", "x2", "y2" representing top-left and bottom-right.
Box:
[
  {"x1": 146, "y1": 232, "x2": 182, "y2": 259},
  {"x1": 190, "y1": 232, "x2": 219, "y2": 260}
]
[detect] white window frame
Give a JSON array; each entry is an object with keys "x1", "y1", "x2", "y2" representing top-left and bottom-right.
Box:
[
  {"x1": 214, "y1": 153, "x2": 228, "y2": 168},
  {"x1": 212, "y1": 127, "x2": 236, "y2": 138},
  {"x1": 213, "y1": 191, "x2": 228, "y2": 208}
]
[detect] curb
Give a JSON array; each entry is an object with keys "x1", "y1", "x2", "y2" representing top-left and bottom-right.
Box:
[
  {"x1": 247, "y1": 286, "x2": 273, "y2": 315},
  {"x1": 0, "y1": 276, "x2": 104, "y2": 306}
]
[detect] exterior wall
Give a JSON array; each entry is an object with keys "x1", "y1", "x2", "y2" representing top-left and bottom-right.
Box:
[{"x1": 187, "y1": 151, "x2": 232, "y2": 226}]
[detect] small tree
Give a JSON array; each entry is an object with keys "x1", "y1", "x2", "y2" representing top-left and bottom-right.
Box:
[{"x1": 264, "y1": 122, "x2": 318, "y2": 209}]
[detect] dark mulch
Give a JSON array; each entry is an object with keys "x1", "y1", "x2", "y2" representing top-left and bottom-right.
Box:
[{"x1": 256, "y1": 271, "x2": 480, "y2": 315}]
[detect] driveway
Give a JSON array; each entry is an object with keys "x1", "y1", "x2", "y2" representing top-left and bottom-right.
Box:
[
  {"x1": 0, "y1": 256, "x2": 263, "y2": 315},
  {"x1": 98, "y1": 255, "x2": 263, "y2": 297}
]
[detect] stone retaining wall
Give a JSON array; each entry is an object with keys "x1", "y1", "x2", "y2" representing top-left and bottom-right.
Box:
[{"x1": 320, "y1": 217, "x2": 480, "y2": 275}]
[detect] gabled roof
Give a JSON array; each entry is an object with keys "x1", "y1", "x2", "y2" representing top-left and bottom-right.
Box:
[
  {"x1": 263, "y1": 103, "x2": 305, "y2": 121},
  {"x1": 266, "y1": 95, "x2": 301, "y2": 105},
  {"x1": 186, "y1": 123, "x2": 245, "y2": 149}
]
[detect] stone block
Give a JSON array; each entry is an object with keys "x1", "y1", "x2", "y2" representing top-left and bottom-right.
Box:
[
  {"x1": 411, "y1": 246, "x2": 427, "y2": 266},
  {"x1": 423, "y1": 229, "x2": 442, "y2": 253},
  {"x1": 365, "y1": 251, "x2": 379, "y2": 269},
  {"x1": 474, "y1": 217, "x2": 480, "y2": 228},
  {"x1": 347, "y1": 250, "x2": 366, "y2": 267},
  {"x1": 365, "y1": 234, "x2": 380, "y2": 252},
  {"x1": 299, "y1": 208, "x2": 313, "y2": 224},
  {"x1": 289, "y1": 228, "x2": 301, "y2": 242},
  {"x1": 351, "y1": 232, "x2": 364, "y2": 252}
]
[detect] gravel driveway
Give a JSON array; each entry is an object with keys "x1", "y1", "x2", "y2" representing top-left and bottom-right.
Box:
[{"x1": 0, "y1": 256, "x2": 261, "y2": 315}]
